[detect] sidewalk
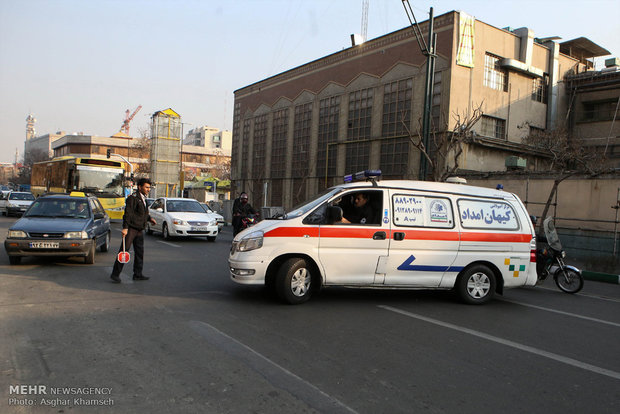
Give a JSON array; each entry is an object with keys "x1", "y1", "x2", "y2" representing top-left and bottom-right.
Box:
[
  {"x1": 581, "y1": 270, "x2": 620, "y2": 284},
  {"x1": 568, "y1": 254, "x2": 620, "y2": 285}
]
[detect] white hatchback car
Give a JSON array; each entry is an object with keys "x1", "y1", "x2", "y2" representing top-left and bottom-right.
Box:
[{"x1": 147, "y1": 197, "x2": 219, "y2": 241}]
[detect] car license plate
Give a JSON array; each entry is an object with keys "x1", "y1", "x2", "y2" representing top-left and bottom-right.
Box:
[
  {"x1": 29, "y1": 242, "x2": 60, "y2": 249},
  {"x1": 191, "y1": 227, "x2": 208, "y2": 231}
]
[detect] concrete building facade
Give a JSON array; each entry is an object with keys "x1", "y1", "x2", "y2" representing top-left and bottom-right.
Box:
[
  {"x1": 184, "y1": 126, "x2": 232, "y2": 155},
  {"x1": 232, "y1": 10, "x2": 615, "y2": 209},
  {"x1": 50, "y1": 134, "x2": 231, "y2": 192},
  {"x1": 25, "y1": 131, "x2": 66, "y2": 159}
]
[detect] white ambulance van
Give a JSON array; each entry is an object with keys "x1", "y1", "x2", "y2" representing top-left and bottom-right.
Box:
[{"x1": 229, "y1": 172, "x2": 537, "y2": 305}]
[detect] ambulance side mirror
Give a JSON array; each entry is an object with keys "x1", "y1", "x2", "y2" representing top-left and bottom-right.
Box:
[{"x1": 326, "y1": 206, "x2": 343, "y2": 224}]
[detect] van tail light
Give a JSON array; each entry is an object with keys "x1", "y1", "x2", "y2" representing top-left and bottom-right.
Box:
[{"x1": 530, "y1": 249, "x2": 537, "y2": 263}]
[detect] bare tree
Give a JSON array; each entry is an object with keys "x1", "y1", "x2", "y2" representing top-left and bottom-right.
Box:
[
  {"x1": 214, "y1": 151, "x2": 231, "y2": 181},
  {"x1": 131, "y1": 136, "x2": 151, "y2": 175},
  {"x1": 16, "y1": 148, "x2": 51, "y2": 184},
  {"x1": 403, "y1": 104, "x2": 484, "y2": 182},
  {"x1": 522, "y1": 125, "x2": 608, "y2": 231},
  {"x1": 132, "y1": 127, "x2": 152, "y2": 176}
]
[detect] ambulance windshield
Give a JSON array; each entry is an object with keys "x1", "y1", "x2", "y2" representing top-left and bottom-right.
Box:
[{"x1": 285, "y1": 187, "x2": 343, "y2": 219}]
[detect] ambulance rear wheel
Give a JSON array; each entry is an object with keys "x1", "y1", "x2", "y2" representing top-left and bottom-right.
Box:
[
  {"x1": 276, "y1": 258, "x2": 313, "y2": 304},
  {"x1": 457, "y1": 265, "x2": 495, "y2": 305}
]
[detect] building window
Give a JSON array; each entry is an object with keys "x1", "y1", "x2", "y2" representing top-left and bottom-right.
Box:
[
  {"x1": 532, "y1": 75, "x2": 548, "y2": 103},
  {"x1": 380, "y1": 78, "x2": 412, "y2": 178},
  {"x1": 292, "y1": 103, "x2": 313, "y2": 178},
  {"x1": 241, "y1": 119, "x2": 251, "y2": 179},
  {"x1": 347, "y1": 88, "x2": 373, "y2": 172},
  {"x1": 581, "y1": 99, "x2": 619, "y2": 122},
  {"x1": 528, "y1": 125, "x2": 545, "y2": 137},
  {"x1": 252, "y1": 115, "x2": 267, "y2": 178},
  {"x1": 484, "y1": 53, "x2": 508, "y2": 92},
  {"x1": 480, "y1": 115, "x2": 506, "y2": 139},
  {"x1": 271, "y1": 108, "x2": 289, "y2": 179},
  {"x1": 348, "y1": 88, "x2": 373, "y2": 139},
  {"x1": 380, "y1": 138, "x2": 410, "y2": 178},
  {"x1": 232, "y1": 103, "x2": 241, "y2": 178},
  {"x1": 271, "y1": 179, "x2": 283, "y2": 206},
  {"x1": 382, "y1": 78, "x2": 412, "y2": 137},
  {"x1": 317, "y1": 96, "x2": 340, "y2": 188}
]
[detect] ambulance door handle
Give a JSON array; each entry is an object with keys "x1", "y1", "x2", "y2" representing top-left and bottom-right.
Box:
[
  {"x1": 373, "y1": 231, "x2": 387, "y2": 240},
  {"x1": 393, "y1": 232, "x2": 405, "y2": 241}
]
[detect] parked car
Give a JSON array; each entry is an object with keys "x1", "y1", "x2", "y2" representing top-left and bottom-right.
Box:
[
  {"x1": 147, "y1": 197, "x2": 219, "y2": 241},
  {"x1": 4, "y1": 192, "x2": 111, "y2": 265},
  {"x1": 200, "y1": 202, "x2": 225, "y2": 231},
  {"x1": 0, "y1": 191, "x2": 36, "y2": 216}
]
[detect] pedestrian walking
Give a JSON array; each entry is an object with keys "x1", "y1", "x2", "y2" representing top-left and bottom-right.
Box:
[{"x1": 110, "y1": 178, "x2": 156, "y2": 283}]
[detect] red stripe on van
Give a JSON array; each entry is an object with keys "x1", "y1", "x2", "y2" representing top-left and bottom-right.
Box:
[
  {"x1": 460, "y1": 233, "x2": 532, "y2": 243},
  {"x1": 319, "y1": 228, "x2": 380, "y2": 238},
  {"x1": 264, "y1": 227, "x2": 376, "y2": 238},
  {"x1": 398, "y1": 230, "x2": 460, "y2": 241},
  {"x1": 264, "y1": 227, "x2": 532, "y2": 243},
  {"x1": 264, "y1": 227, "x2": 320, "y2": 238}
]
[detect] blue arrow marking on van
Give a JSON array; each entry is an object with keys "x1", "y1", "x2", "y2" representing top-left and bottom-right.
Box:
[{"x1": 397, "y1": 255, "x2": 464, "y2": 272}]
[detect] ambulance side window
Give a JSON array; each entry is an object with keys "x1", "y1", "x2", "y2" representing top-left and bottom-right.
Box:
[
  {"x1": 327, "y1": 191, "x2": 383, "y2": 225},
  {"x1": 304, "y1": 204, "x2": 326, "y2": 224},
  {"x1": 392, "y1": 194, "x2": 454, "y2": 228}
]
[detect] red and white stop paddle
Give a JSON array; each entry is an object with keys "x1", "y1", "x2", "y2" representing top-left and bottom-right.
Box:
[{"x1": 117, "y1": 235, "x2": 130, "y2": 264}]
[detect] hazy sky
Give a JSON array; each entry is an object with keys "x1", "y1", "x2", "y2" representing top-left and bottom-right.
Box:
[{"x1": 1, "y1": 0, "x2": 618, "y2": 163}]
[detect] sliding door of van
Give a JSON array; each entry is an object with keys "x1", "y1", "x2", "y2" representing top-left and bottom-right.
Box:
[{"x1": 384, "y1": 191, "x2": 459, "y2": 287}]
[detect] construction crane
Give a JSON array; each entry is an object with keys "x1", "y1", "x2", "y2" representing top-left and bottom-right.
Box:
[
  {"x1": 119, "y1": 105, "x2": 142, "y2": 135},
  {"x1": 361, "y1": 0, "x2": 369, "y2": 42}
]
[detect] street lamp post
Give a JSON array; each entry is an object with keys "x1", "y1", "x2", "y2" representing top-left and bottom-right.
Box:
[{"x1": 179, "y1": 122, "x2": 192, "y2": 198}]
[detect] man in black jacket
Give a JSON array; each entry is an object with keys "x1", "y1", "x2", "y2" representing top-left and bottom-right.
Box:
[
  {"x1": 232, "y1": 192, "x2": 257, "y2": 236},
  {"x1": 342, "y1": 192, "x2": 375, "y2": 224},
  {"x1": 110, "y1": 178, "x2": 156, "y2": 283}
]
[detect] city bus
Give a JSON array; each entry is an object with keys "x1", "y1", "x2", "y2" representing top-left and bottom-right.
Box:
[{"x1": 31, "y1": 156, "x2": 127, "y2": 219}]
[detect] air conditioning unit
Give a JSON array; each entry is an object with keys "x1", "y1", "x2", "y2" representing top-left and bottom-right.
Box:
[
  {"x1": 505, "y1": 156, "x2": 526, "y2": 170},
  {"x1": 605, "y1": 57, "x2": 619, "y2": 68}
]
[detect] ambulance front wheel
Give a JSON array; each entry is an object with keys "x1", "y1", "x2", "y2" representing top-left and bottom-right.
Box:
[
  {"x1": 276, "y1": 257, "x2": 313, "y2": 304},
  {"x1": 457, "y1": 265, "x2": 496, "y2": 305}
]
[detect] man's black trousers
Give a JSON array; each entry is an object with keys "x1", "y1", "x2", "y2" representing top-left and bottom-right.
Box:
[{"x1": 110, "y1": 227, "x2": 145, "y2": 278}]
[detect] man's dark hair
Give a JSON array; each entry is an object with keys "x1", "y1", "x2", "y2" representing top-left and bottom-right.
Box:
[{"x1": 137, "y1": 178, "x2": 152, "y2": 187}]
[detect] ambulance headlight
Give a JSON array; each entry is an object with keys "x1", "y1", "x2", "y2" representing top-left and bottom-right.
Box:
[{"x1": 238, "y1": 230, "x2": 263, "y2": 252}]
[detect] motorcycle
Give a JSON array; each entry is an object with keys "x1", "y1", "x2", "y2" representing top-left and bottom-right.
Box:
[
  {"x1": 535, "y1": 216, "x2": 584, "y2": 294},
  {"x1": 240, "y1": 213, "x2": 258, "y2": 232}
]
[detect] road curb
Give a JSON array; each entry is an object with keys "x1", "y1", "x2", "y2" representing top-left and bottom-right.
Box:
[{"x1": 582, "y1": 270, "x2": 620, "y2": 284}]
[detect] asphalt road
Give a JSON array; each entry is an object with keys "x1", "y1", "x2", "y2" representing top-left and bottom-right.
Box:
[{"x1": 0, "y1": 216, "x2": 618, "y2": 413}]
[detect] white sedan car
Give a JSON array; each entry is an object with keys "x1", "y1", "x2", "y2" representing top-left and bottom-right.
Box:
[
  {"x1": 147, "y1": 197, "x2": 219, "y2": 241},
  {"x1": 0, "y1": 191, "x2": 36, "y2": 216},
  {"x1": 200, "y1": 203, "x2": 225, "y2": 231}
]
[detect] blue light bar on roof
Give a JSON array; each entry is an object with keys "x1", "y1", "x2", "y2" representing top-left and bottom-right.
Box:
[{"x1": 343, "y1": 169, "x2": 382, "y2": 183}]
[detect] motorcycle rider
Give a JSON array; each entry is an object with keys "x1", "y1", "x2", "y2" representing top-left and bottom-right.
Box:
[{"x1": 232, "y1": 192, "x2": 257, "y2": 236}]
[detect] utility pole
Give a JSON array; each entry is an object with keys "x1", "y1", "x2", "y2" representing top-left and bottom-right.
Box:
[{"x1": 402, "y1": 1, "x2": 436, "y2": 180}]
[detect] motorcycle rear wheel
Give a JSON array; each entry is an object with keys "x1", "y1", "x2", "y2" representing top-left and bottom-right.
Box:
[{"x1": 554, "y1": 267, "x2": 583, "y2": 294}]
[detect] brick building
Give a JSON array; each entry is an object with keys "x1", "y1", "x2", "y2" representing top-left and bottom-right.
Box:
[{"x1": 232, "y1": 10, "x2": 615, "y2": 209}]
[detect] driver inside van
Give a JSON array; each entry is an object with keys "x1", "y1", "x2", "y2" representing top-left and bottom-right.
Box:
[{"x1": 341, "y1": 192, "x2": 374, "y2": 224}]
